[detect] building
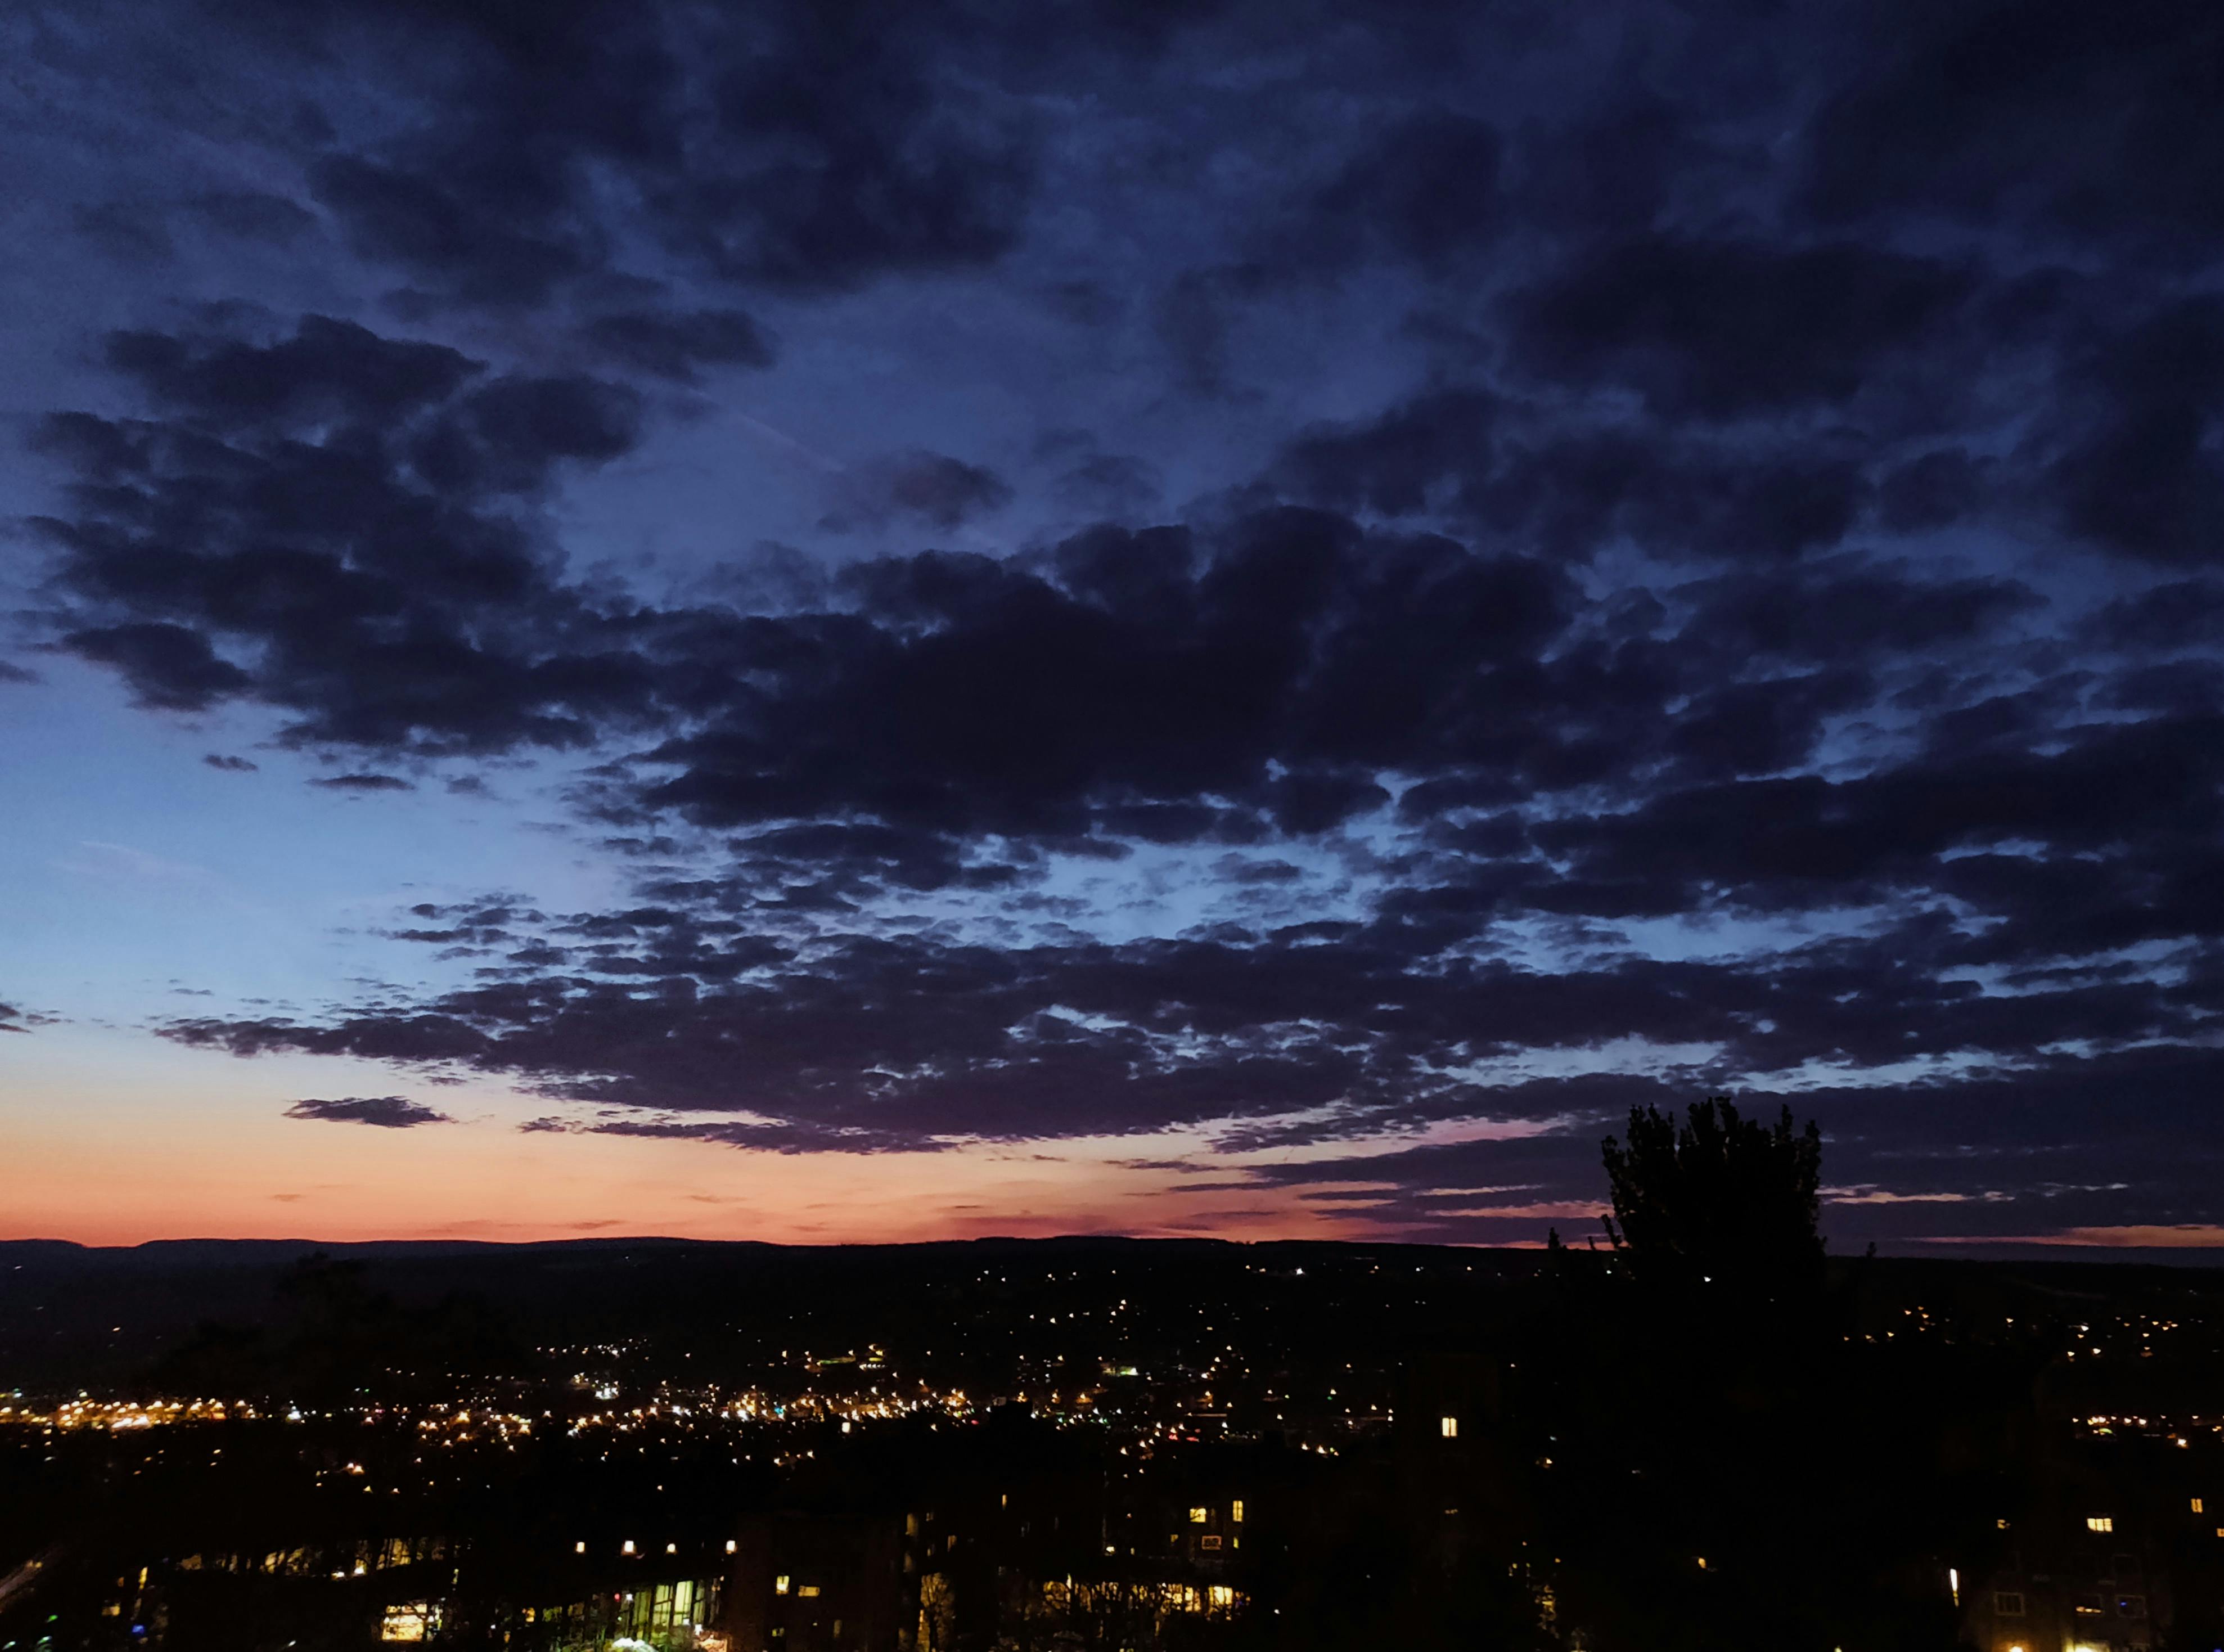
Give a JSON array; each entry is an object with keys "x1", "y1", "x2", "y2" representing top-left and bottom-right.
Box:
[{"x1": 728, "y1": 1512, "x2": 911, "y2": 1652}]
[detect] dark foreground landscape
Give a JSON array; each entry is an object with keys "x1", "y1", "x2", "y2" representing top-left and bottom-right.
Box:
[{"x1": 8, "y1": 1178, "x2": 2224, "y2": 1652}]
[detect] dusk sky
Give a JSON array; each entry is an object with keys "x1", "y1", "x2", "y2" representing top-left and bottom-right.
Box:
[{"x1": 4, "y1": 0, "x2": 2221, "y2": 1252}]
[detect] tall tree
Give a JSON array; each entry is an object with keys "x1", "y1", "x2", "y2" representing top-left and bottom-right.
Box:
[{"x1": 1599, "y1": 1096, "x2": 1825, "y2": 1299}]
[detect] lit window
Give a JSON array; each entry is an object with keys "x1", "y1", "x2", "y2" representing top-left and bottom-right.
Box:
[
  {"x1": 1994, "y1": 1591, "x2": 2025, "y2": 1616},
  {"x1": 775, "y1": 1576, "x2": 790, "y2": 1595},
  {"x1": 622, "y1": 1540, "x2": 637, "y2": 1554},
  {"x1": 574, "y1": 1542, "x2": 586, "y2": 1555},
  {"x1": 727, "y1": 1540, "x2": 737, "y2": 1554},
  {"x1": 2194, "y1": 1497, "x2": 2205, "y2": 1514},
  {"x1": 799, "y1": 1585, "x2": 821, "y2": 1599},
  {"x1": 1189, "y1": 1507, "x2": 1208, "y2": 1524},
  {"x1": 2087, "y1": 1516, "x2": 2114, "y2": 1533},
  {"x1": 1200, "y1": 1534, "x2": 1222, "y2": 1550},
  {"x1": 667, "y1": 1543, "x2": 678, "y2": 1555},
  {"x1": 380, "y1": 1606, "x2": 431, "y2": 1643},
  {"x1": 1231, "y1": 1500, "x2": 1244, "y2": 1523},
  {"x1": 1440, "y1": 1416, "x2": 1458, "y2": 1439}
]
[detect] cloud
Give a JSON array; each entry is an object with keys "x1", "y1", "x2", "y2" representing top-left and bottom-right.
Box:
[
  {"x1": 577, "y1": 308, "x2": 776, "y2": 382},
  {"x1": 187, "y1": 191, "x2": 318, "y2": 245},
  {"x1": 74, "y1": 202, "x2": 173, "y2": 263},
  {"x1": 1505, "y1": 237, "x2": 1973, "y2": 421},
  {"x1": 2045, "y1": 297, "x2": 2224, "y2": 565},
  {"x1": 282, "y1": 1095, "x2": 454, "y2": 1128},
  {"x1": 217, "y1": 0, "x2": 1042, "y2": 308},
  {"x1": 63, "y1": 624, "x2": 253, "y2": 712},
  {"x1": 1305, "y1": 111, "x2": 1502, "y2": 270},
  {"x1": 30, "y1": 316, "x2": 660, "y2": 755},
  {"x1": 1800, "y1": 0, "x2": 2224, "y2": 260},
  {"x1": 312, "y1": 773, "x2": 416, "y2": 793},
  {"x1": 1924, "y1": 1226, "x2": 2224, "y2": 1250},
  {"x1": 202, "y1": 753, "x2": 258, "y2": 772},
  {"x1": 1053, "y1": 452, "x2": 1162, "y2": 518},
  {"x1": 823, "y1": 451, "x2": 1015, "y2": 533}
]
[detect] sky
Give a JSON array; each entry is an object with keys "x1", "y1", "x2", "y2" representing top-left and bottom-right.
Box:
[{"x1": 2, "y1": 0, "x2": 2221, "y2": 1253}]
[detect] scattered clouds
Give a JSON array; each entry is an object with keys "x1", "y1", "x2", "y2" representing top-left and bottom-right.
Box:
[
  {"x1": 282, "y1": 1095, "x2": 454, "y2": 1128},
  {"x1": 13, "y1": 0, "x2": 2224, "y2": 1246}
]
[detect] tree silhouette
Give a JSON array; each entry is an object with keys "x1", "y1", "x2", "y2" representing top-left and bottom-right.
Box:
[
  {"x1": 1530, "y1": 1097, "x2": 2004, "y2": 1649},
  {"x1": 1596, "y1": 1095, "x2": 1825, "y2": 1300}
]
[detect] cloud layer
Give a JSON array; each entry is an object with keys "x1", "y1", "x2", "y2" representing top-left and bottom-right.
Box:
[{"x1": 9, "y1": 0, "x2": 2223, "y2": 1245}]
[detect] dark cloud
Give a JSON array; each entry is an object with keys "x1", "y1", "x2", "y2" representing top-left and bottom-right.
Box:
[
  {"x1": 159, "y1": 781, "x2": 2224, "y2": 1159},
  {"x1": 1505, "y1": 237, "x2": 1973, "y2": 420},
  {"x1": 2092, "y1": 579, "x2": 2224, "y2": 651},
  {"x1": 202, "y1": 753, "x2": 259, "y2": 772},
  {"x1": 1675, "y1": 561, "x2": 2045, "y2": 668},
  {"x1": 1053, "y1": 452, "x2": 1162, "y2": 518},
  {"x1": 1305, "y1": 111, "x2": 1502, "y2": 270},
  {"x1": 1269, "y1": 390, "x2": 1883, "y2": 562},
  {"x1": 281, "y1": 1095, "x2": 453, "y2": 1128},
  {"x1": 312, "y1": 772, "x2": 415, "y2": 792},
  {"x1": 1510, "y1": 90, "x2": 1686, "y2": 240},
  {"x1": 1802, "y1": 0, "x2": 2224, "y2": 260},
  {"x1": 1151, "y1": 264, "x2": 1272, "y2": 397},
  {"x1": 101, "y1": 314, "x2": 478, "y2": 429},
  {"x1": 1875, "y1": 447, "x2": 1989, "y2": 533},
  {"x1": 1273, "y1": 390, "x2": 1496, "y2": 520},
  {"x1": 30, "y1": 316, "x2": 660, "y2": 754},
  {"x1": 823, "y1": 451, "x2": 1015, "y2": 533},
  {"x1": 62, "y1": 623, "x2": 253, "y2": 711},
  {"x1": 633, "y1": 514, "x2": 1580, "y2": 838},
  {"x1": 210, "y1": 0, "x2": 1039, "y2": 307},
  {"x1": 74, "y1": 202, "x2": 174, "y2": 263},
  {"x1": 577, "y1": 308, "x2": 776, "y2": 382},
  {"x1": 188, "y1": 191, "x2": 319, "y2": 244},
  {"x1": 2045, "y1": 297, "x2": 2224, "y2": 565},
  {"x1": 309, "y1": 153, "x2": 593, "y2": 309}
]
